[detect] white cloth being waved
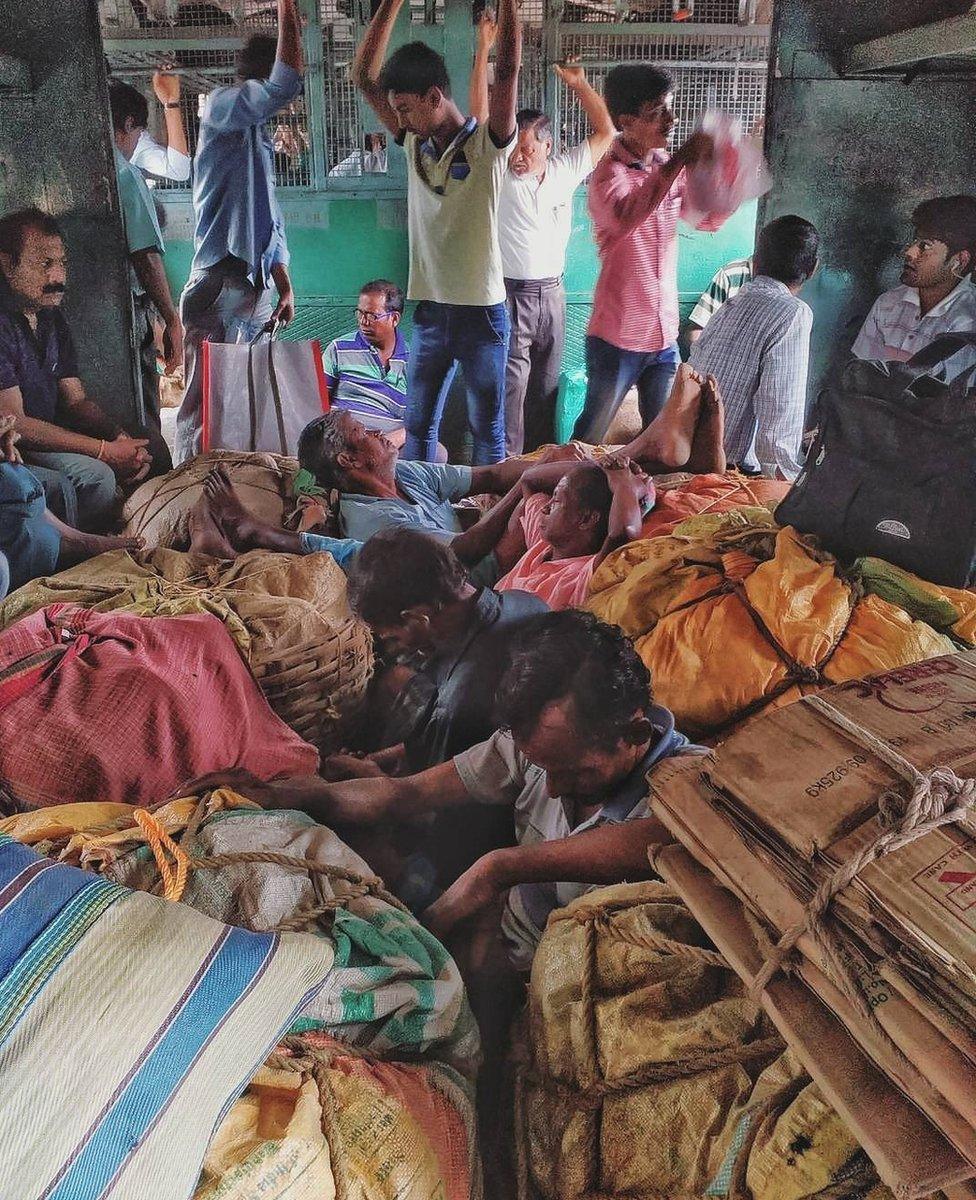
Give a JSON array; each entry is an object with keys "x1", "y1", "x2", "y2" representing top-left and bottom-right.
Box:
[
  {"x1": 852, "y1": 278, "x2": 976, "y2": 377},
  {"x1": 498, "y1": 141, "x2": 593, "y2": 280},
  {"x1": 689, "y1": 275, "x2": 812, "y2": 480}
]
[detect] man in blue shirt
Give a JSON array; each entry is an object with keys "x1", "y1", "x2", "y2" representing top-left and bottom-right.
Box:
[
  {"x1": 175, "y1": 0, "x2": 304, "y2": 464},
  {"x1": 110, "y1": 80, "x2": 182, "y2": 476},
  {"x1": 0, "y1": 209, "x2": 152, "y2": 530}
]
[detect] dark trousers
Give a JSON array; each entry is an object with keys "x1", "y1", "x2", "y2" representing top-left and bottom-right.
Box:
[
  {"x1": 504, "y1": 276, "x2": 565, "y2": 456},
  {"x1": 573, "y1": 335, "x2": 681, "y2": 443},
  {"x1": 133, "y1": 295, "x2": 173, "y2": 477}
]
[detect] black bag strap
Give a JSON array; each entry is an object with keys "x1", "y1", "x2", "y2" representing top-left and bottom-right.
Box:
[
  {"x1": 905, "y1": 332, "x2": 976, "y2": 371},
  {"x1": 266, "y1": 340, "x2": 290, "y2": 457}
]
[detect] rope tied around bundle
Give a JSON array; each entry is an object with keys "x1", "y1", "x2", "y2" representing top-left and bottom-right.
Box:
[
  {"x1": 748, "y1": 694, "x2": 976, "y2": 1022},
  {"x1": 131, "y1": 806, "x2": 409, "y2": 925},
  {"x1": 519, "y1": 894, "x2": 784, "y2": 1200}
]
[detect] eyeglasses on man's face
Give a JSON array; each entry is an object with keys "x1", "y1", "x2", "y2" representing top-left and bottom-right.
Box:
[{"x1": 356, "y1": 308, "x2": 394, "y2": 324}]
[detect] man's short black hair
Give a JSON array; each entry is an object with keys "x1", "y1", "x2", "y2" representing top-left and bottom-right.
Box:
[
  {"x1": 603, "y1": 64, "x2": 673, "y2": 129},
  {"x1": 517, "y1": 108, "x2": 553, "y2": 142},
  {"x1": 109, "y1": 80, "x2": 149, "y2": 133},
  {"x1": 347, "y1": 527, "x2": 468, "y2": 627},
  {"x1": 496, "y1": 610, "x2": 653, "y2": 750},
  {"x1": 237, "y1": 34, "x2": 278, "y2": 82},
  {"x1": 360, "y1": 278, "x2": 404, "y2": 315},
  {"x1": 912, "y1": 195, "x2": 976, "y2": 261},
  {"x1": 754, "y1": 215, "x2": 820, "y2": 287},
  {"x1": 379, "y1": 42, "x2": 451, "y2": 98},
  {"x1": 297, "y1": 411, "x2": 354, "y2": 490},
  {"x1": 567, "y1": 463, "x2": 612, "y2": 544},
  {"x1": 0, "y1": 208, "x2": 64, "y2": 264}
]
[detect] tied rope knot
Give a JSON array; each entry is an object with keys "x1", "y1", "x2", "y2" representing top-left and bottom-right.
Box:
[{"x1": 749, "y1": 695, "x2": 976, "y2": 1018}]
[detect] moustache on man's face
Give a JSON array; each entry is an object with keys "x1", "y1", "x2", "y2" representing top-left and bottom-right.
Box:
[{"x1": 42, "y1": 284, "x2": 66, "y2": 294}]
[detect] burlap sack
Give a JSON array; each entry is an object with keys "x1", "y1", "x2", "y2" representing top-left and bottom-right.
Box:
[
  {"x1": 518, "y1": 882, "x2": 932, "y2": 1200},
  {"x1": 121, "y1": 450, "x2": 304, "y2": 549},
  {"x1": 0, "y1": 548, "x2": 372, "y2": 753}
]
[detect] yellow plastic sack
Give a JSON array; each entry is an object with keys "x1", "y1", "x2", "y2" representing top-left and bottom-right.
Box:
[
  {"x1": 0, "y1": 548, "x2": 373, "y2": 752},
  {"x1": 197, "y1": 1035, "x2": 479, "y2": 1200},
  {"x1": 519, "y1": 883, "x2": 910, "y2": 1200},
  {"x1": 588, "y1": 521, "x2": 956, "y2": 739}
]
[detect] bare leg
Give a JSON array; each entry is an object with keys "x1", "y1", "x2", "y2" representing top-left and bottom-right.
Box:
[
  {"x1": 620, "y1": 363, "x2": 708, "y2": 471},
  {"x1": 201, "y1": 466, "x2": 304, "y2": 554},
  {"x1": 45, "y1": 512, "x2": 145, "y2": 568},
  {"x1": 685, "y1": 374, "x2": 727, "y2": 474}
]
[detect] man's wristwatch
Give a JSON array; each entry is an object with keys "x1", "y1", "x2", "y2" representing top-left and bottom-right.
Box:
[{"x1": 165, "y1": 101, "x2": 181, "y2": 109}]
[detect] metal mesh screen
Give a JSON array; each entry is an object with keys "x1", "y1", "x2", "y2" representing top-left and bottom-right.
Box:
[
  {"x1": 557, "y1": 28, "x2": 768, "y2": 145},
  {"x1": 559, "y1": 0, "x2": 756, "y2": 23},
  {"x1": 323, "y1": 20, "x2": 364, "y2": 177}
]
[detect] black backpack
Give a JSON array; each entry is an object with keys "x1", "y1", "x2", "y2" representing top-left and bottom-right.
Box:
[{"x1": 777, "y1": 335, "x2": 976, "y2": 587}]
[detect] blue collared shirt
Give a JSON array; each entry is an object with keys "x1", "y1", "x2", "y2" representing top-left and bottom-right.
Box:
[
  {"x1": 190, "y1": 61, "x2": 303, "y2": 285},
  {"x1": 0, "y1": 289, "x2": 78, "y2": 423}
]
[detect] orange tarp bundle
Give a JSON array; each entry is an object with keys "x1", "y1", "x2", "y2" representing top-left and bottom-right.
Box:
[
  {"x1": 587, "y1": 519, "x2": 957, "y2": 740},
  {"x1": 641, "y1": 472, "x2": 791, "y2": 539}
]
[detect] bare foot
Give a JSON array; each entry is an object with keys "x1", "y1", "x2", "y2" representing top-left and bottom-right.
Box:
[
  {"x1": 626, "y1": 363, "x2": 707, "y2": 470},
  {"x1": 685, "y1": 374, "x2": 727, "y2": 474},
  {"x1": 58, "y1": 530, "x2": 145, "y2": 567},
  {"x1": 201, "y1": 466, "x2": 262, "y2": 548},
  {"x1": 188, "y1": 493, "x2": 237, "y2": 559}
]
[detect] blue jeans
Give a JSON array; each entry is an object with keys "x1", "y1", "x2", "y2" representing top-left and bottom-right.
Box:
[
  {"x1": 0, "y1": 464, "x2": 61, "y2": 592},
  {"x1": 573, "y1": 336, "x2": 681, "y2": 443},
  {"x1": 405, "y1": 301, "x2": 510, "y2": 465},
  {"x1": 23, "y1": 451, "x2": 117, "y2": 533}
]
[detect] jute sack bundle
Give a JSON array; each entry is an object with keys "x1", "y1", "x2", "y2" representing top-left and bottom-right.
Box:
[
  {"x1": 0, "y1": 548, "x2": 372, "y2": 753},
  {"x1": 121, "y1": 450, "x2": 306, "y2": 549},
  {"x1": 519, "y1": 881, "x2": 783, "y2": 1200},
  {"x1": 518, "y1": 882, "x2": 932, "y2": 1200}
]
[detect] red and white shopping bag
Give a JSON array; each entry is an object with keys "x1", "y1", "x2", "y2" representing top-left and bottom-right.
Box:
[{"x1": 201, "y1": 336, "x2": 330, "y2": 456}]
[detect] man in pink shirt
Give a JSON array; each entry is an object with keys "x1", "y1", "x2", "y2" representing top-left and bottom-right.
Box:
[
  {"x1": 496, "y1": 364, "x2": 725, "y2": 609},
  {"x1": 573, "y1": 64, "x2": 718, "y2": 443}
]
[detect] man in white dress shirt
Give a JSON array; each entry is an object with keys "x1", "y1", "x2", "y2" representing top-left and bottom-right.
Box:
[
  {"x1": 128, "y1": 71, "x2": 192, "y2": 183},
  {"x1": 493, "y1": 64, "x2": 615, "y2": 454},
  {"x1": 853, "y1": 195, "x2": 976, "y2": 378}
]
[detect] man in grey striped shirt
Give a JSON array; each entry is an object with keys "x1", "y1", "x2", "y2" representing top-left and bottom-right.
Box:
[{"x1": 689, "y1": 215, "x2": 819, "y2": 480}]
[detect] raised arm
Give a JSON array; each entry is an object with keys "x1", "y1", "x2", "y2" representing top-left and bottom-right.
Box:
[
  {"x1": 488, "y1": 0, "x2": 520, "y2": 146},
  {"x1": 424, "y1": 815, "x2": 670, "y2": 938},
  {"x1": 469, "y1": 8, "x2": 497, "y2": 126},
  {"x1": 594, "y1": 455, "x2": 645, "y2": 567},
  {"x1": 595, "y1": 131, "x2": 712, "y2": 242},
  {"x1": 152, "y1": 71, "x2": 190, "y2": 172},
  {"x1": 554, "y1": 61, "x2": 615, "y2": 166},
  {"x1": 277, "y1": 0, "x2": 303, "y2": 75},
  {"x1": 450, "y1": 479, "x2": 523, "y2": 567},
  {"x1": 467, "y1": 442, "x2": 586, "y2": 495},
  {"x1": 352, "y1": 0, "x2": 404, "y2": 138}
]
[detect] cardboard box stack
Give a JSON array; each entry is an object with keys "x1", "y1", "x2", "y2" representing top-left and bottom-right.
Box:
[{"x1": 648, "y1": 649, "x2": 976, "y2": 1199}]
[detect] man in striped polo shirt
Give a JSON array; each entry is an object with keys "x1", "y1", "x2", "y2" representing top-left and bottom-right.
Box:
[
  {"x1": 323, "y1": 280, "x2": 410, "y2": 449},
  {"x1": 686, "y1": 256, "x2": 754, "y2": 343}
]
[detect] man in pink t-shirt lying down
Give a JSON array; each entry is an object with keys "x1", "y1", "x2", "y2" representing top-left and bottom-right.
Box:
[{"x1": 490, "y1": 363, "x2": 725, "y2": 609}]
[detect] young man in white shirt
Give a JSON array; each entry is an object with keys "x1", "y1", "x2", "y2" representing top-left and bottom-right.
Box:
[
  {"x1": 352, "y1": 0, "x2": 521, "y2": 465},
  {"x1": 853, "y1": 195, "x2": 976, "y2": 377},
  {"x1": 471, "y1": 52, "x2": 614, "y2": 454}
]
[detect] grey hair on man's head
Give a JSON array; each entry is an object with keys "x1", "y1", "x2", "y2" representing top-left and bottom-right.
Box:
[
  {"x1": 516, "y1": 108, "x2": 553, "y2": 142},
  {"x1": 297, "y1": 411, "x2": 355, "y2": 490}
]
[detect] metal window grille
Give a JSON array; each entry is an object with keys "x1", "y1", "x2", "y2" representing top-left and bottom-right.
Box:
[{"x1": 100, "y1": 0, "x2": 770, "y2": 193}]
